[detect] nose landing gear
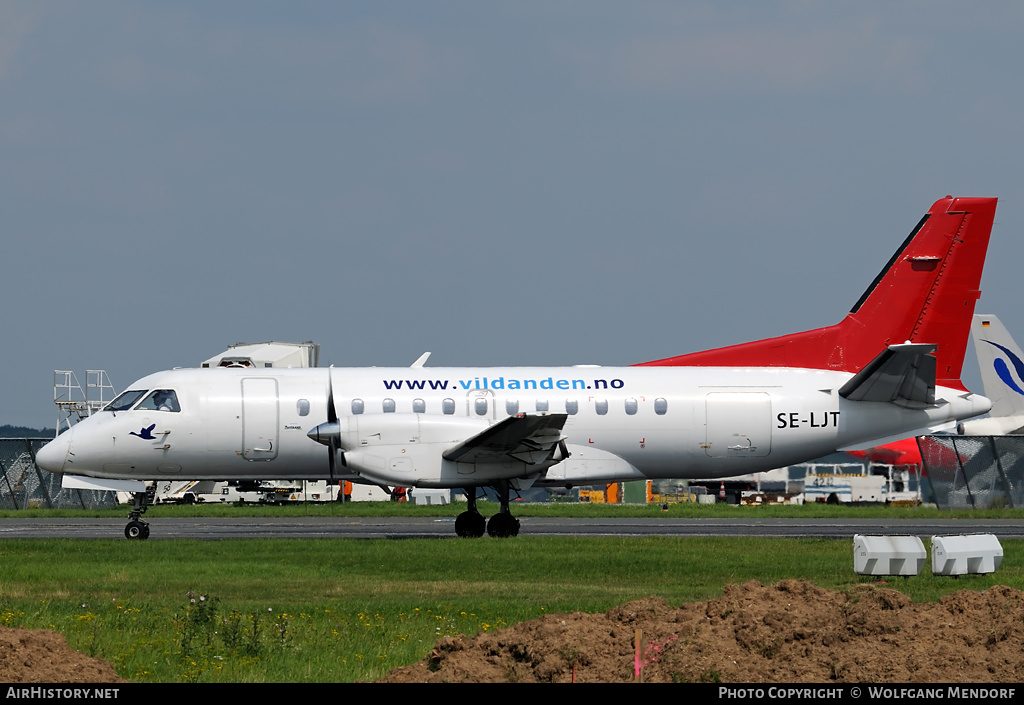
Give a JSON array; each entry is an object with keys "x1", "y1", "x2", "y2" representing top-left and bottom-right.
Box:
[
  {"x1": 124, "y1": 484, "x2": 155, "y2": 540},
  {"x1": 125, "y1": 519, "x2": 150, "y2": 540}
]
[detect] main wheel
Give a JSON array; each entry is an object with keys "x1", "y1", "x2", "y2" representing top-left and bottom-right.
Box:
[
  {"x1": 486, "y1": 512, "x2": 520, "y2": 538},
  {"x1": 455, "y1": 511, "x2": 486, "y2": 538}
]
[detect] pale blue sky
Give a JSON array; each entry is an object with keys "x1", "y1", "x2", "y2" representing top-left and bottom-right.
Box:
[{"x1": 3, "y1": 1, "x2": 1023, "y2": 428}]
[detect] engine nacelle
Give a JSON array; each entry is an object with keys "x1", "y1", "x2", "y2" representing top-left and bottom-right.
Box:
[
  {"x1": 318, "y1": 413, "x2": 489, "y2": 450},
  {"x1": 309, "y1": 414, "x2": 530, "y2": 487},
  {"x1": 309, "y1": 413, "x2": 571, "y2": 487}
]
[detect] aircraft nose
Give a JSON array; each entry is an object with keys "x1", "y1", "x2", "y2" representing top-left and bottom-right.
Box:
[{"x1": 36, "y1": 431, "x2": 71, "y2": 473}]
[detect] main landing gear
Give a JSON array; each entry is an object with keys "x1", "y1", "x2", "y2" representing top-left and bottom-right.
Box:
[
  {"x1": 455, "y1": 488, "x2": 486, "y2": 537},
  {"x1": 454, "y1": 481, "x2": 521, "y2": 538},
  {"x1": 124, "y1": 484, "x2": 155, "y2": 540}
]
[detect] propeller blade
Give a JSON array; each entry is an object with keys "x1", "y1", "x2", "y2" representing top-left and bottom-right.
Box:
[
  {"x1": 327, "y1": 371, "x2": 338, "y2": 480},
  {"x1": 327, "y1": 371, "x2": 338, "y2": 424},
  {"x1": 310, "y1": 371, "x2": 346, "y2": 484}
]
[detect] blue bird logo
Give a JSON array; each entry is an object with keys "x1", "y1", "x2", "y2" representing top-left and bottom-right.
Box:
[
  {"x1": 984, "y1": 340, "x2": 1024, "y2": 396},
  {"x1": 130, "y1": 424, "x2": 157, "y2": 440}
]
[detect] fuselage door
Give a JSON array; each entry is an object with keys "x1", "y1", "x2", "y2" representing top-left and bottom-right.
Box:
[
  {"x1": 704, "y1": 392, "x2": 772, "y2": 458},
  {"x1": 242, "y1": 378, "x2": 279, "y2": 461}
]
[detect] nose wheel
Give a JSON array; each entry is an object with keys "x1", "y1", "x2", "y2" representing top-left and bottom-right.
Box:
[
  {"x1": 125, "y1": 520, "x2": 150, "y2": 540},
  {"x1": 124, "y1": 484, "x2": 155, "y2": 540}
]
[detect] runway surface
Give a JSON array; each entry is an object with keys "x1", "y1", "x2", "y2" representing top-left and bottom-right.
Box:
[{"x1": 3, "y1": 516, "x2": 1024, "y2": 540}]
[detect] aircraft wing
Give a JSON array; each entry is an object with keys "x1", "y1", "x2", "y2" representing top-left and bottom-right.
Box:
[
  {"x1": 443, "y1": 413, "x2": 568, "y2": 466},
  {"x1": 839, "y1": 343, "x2": 937, "y2": 407}
]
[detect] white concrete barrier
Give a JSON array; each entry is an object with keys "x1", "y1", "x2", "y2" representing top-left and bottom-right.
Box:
[
  {"x1": 853, "y1": 534, "x2": 926, "y2": 577},
  {"x1": 931, "y1": 534, "x2": 1003, "y2": 576}
]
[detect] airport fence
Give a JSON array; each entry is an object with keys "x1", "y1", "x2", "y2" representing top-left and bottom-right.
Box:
[
  {"x1": 0, "y1": 438, "x2": 118, "y2": 510},
  {"x1": 918, "y1": 435, "x2": 1024, "y2": 509}
]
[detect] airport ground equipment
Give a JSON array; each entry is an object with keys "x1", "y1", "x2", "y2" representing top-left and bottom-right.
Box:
[
  {"x1": 202, "y1": 341, "x2": 319, "y2": 368},
  {"x1": 804, "y1": 464, "x2": 886, "y2": 504},
  {"x1": 53, "y1": 370, "x2": 116, "y2": 432}
]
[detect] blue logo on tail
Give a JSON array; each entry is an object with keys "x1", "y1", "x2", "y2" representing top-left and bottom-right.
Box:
[{"x1": 984, "y1": 340, "x2": 1024, "y2": 396}]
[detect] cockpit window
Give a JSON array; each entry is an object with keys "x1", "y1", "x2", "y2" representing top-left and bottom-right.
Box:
[
  {"x1": 136, "y1": 389, "x2": 181, "y2": 412},
  {"x1": 104, "y1": 390, "x2": 148, "y2": 412}
]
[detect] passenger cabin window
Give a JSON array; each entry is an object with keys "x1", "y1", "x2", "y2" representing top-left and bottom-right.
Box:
[
  {"x1": 474, "y1": 398, "x2": 488, "y2": 416},
  {"x1": 506, "y1": 399, "x2": 519, "y2": 416},
  {"x1": 382, "y1": 398, "x2": 396, "y2": 413},
  {"x1": 136, "y1": 390, "x2": 180, "y2": 412},
  {"x1": 351, "y1": 399, "x2": 364, "y2": 415},
  {"x1": 413, "y1": 398, "x2": 426, "y2": 413},
  {"x1": 535, "y1": 399, "x2": 549, "y2": 412},
  {"x1": 296, "y1": 399, "x2": 310, "y2": 416},
  {"x1": 105, "y1": 390, "x2": 148, "y2": 412},
  {"x1": 654, "y1": 398, "x2": 668, "y2": 415},
  {"x1": 565, "y1": 399, "x2": 578, "y2": 415},
  {"x1": 442, "y1": 398, "x2": 455, "y2": 415},
  {"x1": 595, "y1": 399, "x2": 608, "y2": 415},
  {"x1": 624, "y1": 398, "x2": 638, "y2": 415}
]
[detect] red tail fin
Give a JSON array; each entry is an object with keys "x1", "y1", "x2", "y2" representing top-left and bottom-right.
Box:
[{"x1": 636, "y1": 196, "x2": 998, "y2": 390}]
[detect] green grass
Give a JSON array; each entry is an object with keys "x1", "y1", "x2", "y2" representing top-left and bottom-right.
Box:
[{"x1": 2, "y1": 535, "x2": 1022, "y2": 682}]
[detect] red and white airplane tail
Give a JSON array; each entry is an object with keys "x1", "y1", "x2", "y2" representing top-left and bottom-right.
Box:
[{"x1": 637, "y1": 196, "x2": 998, "y2": 392}]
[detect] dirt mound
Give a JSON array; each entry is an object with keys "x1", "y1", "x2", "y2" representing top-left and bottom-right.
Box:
[
  {"x1": 0, "y1": 626, "x2": 125, "y2": 683},
  {"x1": 381, "y1": 580, "x2": 1024, "y2": 683}
]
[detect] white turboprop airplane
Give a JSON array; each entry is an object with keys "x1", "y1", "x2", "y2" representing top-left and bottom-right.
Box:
[
  {"x1": 36, "y1": 196, "x2": 998, "y2": 539},
  {"x1": 957, "y1": 314, "x2": 1024, "y2": 435}
]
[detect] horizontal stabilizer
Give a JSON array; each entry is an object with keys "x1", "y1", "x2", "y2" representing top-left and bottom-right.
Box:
[
  {"x1": 838, "y1": 421, "x2": 957, "y2": 452},
  {"x1": 443, "y1": 413, "x2": 568, "y2": 465},
  {"x1": 839, "y1": 343, "x2": 937, "y2": 406}
]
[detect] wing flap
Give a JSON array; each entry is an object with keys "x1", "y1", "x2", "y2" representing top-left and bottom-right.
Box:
[
  {"x1": 839, "y1": 343, "x2": 937, "y2": 406},
  {"x1": 443, "y1": 413, "x2": 568, "y2": 465}
]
